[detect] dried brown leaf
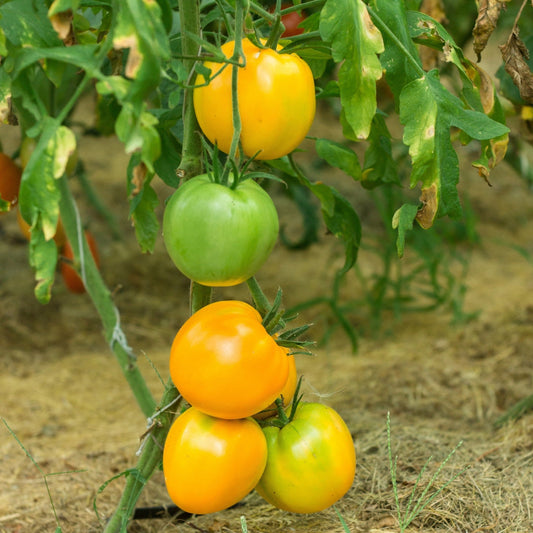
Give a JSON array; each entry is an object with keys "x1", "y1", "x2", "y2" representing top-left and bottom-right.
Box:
[
  {"x1": 465, "y1": 63, "x2": 495, "y2": 114},
  {"x1": 130, "y1": 162, "x2": 147, "y2": 197},
  {"x1": 416, "y1": 183, "x2": 439, "y2": 229},
  {"x1": 473, "y1": 0, "x2": 507, "y2": 61},
  {"x1": 49, "y1": 10, "x2": 75, "y2": 46},
  {"x1": 499, "y1": 29, "x2": 533, "y2": 105}
]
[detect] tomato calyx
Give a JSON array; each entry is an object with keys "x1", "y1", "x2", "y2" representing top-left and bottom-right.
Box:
[
  {"x1": 201, "y1": 136, "x2": 283, "y2": 191},
  {"x1": 248, "y1": 278, "x2": 314, "y2": 355},
  {"x1": 261, "y1": 375, "x2": 304, "y2": 429}
]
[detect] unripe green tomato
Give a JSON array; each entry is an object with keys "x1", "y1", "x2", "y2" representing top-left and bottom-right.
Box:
[{"x1": 162, "y1": 174, "x2": 279, "y2": 287}]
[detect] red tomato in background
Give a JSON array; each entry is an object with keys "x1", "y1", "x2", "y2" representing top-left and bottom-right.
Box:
[
  {"x1": 60, "y1": 231, "x2": 100, "y2": 294},
  {"x1": 280, "y1": 6, "x2": 307, "y2": 37}
]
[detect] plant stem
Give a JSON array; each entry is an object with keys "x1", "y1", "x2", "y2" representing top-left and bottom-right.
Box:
[
  {"x1": 103, "y1": 381, "x2": 182, "y2": 533},
  {"x1": 178, "y1": 0, "x2": 203, "y2": 179},
  {"x1": 57, "y1": 175, "x2": 156, "y2": 418}
]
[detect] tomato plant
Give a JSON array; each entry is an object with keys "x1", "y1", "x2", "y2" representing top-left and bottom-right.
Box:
[
  {"x1": 0, "y1": 0, "x2": 522, "y2": 529},
  {"x1": 60, "y1": 231, "x2": 100, "y2": 294},
  {"x1": 255, "y1": 402, "x2": 356, "y2": 513},
  {"x1": 163, "y1": 174, "x2": 279, "y2": 286},
  {"x1": 193, "y1": 38, "x2": 316, "y2": 160},
  {"x1": 169, "y1": 300, "x2": 290, "y2": 419},
  {"x1": 163, "y1": 406, "x2": 267, "y2": 514},
  {"x1": 0, "y1": 153, "x2": 22, "y2": 212}
]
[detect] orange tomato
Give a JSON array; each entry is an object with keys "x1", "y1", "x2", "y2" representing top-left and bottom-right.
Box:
[
  {"x1": 60, "y1": 231, "x2": 100, "y2": 294},
  {"x1": 0, "y1": 153, "x2": 22, "y2": 212},
  {"x1": 163, "y1": 406, "x2": 267, "y2": 514},
  {"x1": 169, "y1": 300, "x2": 290, "y2": 419}
]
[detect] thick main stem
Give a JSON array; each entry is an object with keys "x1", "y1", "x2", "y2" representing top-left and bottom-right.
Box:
[
  {"x1": 104, "y1": 2, "x2": 209, "y2": 529},
  {"x1": 57, "y1": 176, "x2": 156, "y2": 417}
]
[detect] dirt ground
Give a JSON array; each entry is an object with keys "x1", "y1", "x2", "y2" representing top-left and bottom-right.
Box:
[{"x1": 1, "y1": 97, "x2": 533, "y2": 533}]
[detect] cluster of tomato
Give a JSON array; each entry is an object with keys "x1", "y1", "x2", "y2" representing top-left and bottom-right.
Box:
[
  {"x1": 0, "y1": 140, "x2": 99, "y2": 294},
  {"x1": 161, "y1": 37, "x2": 356, "y2": 516}
]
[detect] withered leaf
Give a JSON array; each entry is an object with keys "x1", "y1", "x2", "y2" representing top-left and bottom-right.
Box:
[
  {"x1": 49, "y1": 10, "x2": 75, "y2": 46},
  {"x1": 499, "y1": 29, "x2": 533, "y2": 105},
  {"x1": 473, "y1": 0, "x2": 507, "y2": 62},
  {"x1": 419, "y1": 0, "x2": 447, "y2": 71},
  {"x1": 131, "y1": 162, "x2": 147, "y2": 197},
  {"x1": 416, "y1": 183, "x2": 439, "y2": 229}
]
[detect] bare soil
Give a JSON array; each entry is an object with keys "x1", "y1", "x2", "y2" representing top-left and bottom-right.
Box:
[{"x1": 1, "y1": 102, "x2": 532, "y2": 533}]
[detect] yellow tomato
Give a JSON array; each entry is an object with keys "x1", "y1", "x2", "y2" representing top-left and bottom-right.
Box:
[
  {"x1": 163, "y1": 407, "x2": 267, "y2": 514},
  {"x1": 193, "y1": 39, "x2": 316, "y2": 160},
  {"x1": 169, "y1": 300, "x2": 290, "y2": 419}
]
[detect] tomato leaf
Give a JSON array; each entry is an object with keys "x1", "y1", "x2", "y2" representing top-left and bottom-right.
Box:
[
  {"x1": 320, "y1": 0, "x2": 384, "y2": 140},
  {"x1": 392, "y1": 203, "x2": 419, "y2": 257},
  {"x1": 400, "y1": 70, "x2": 509, "y2": 224},
  {"x1": 0, "y1": 0, "x2": 63, "y2": 49},
  {"x1": 18, "y1": 119, "x2": 75, "y2": 303},
  {"x1": 29, "y1": 226, "x2": 58, "y2": 304},
  {"x1": 361, "y1": 113, "x2": 401, "y2": 188},
  {"x1": 370, "y1": 0, "x2": 508, "y2": 226},
  {"x1": 127, "y1": 156, "x2": 160, "y2": 253},
  {"x1": 322, "y1": 188, "x2": 361, "y2": 274},
  {"x1": 315, "y1": 138, "x2": 361, "y2": 180}
]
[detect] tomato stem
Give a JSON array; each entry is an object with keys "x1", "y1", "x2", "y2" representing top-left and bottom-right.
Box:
[
  {"x1": 222, "y1": 0, "x2": 247, "y2": 187},
  {"x1": 57, "y1": 175, "x2": 157, "y2": 418},
  {"x1": 178, "y1": 0, "x2": 204, "y2": 179}
]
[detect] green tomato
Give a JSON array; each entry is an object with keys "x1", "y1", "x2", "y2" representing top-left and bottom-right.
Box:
[
  {"x1": 163, "y1": 174, "x2": 279, "y2": 287},
  {"x1": 255, "y1": 402, "x2": 356, "y2": 513}
]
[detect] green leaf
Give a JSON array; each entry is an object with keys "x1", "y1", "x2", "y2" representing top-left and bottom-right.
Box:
[
  {"x1": 392, "y1": 203, "x2": 419, "y2": 257},
  {"x1": 320, "y1": 0, "x2": 384, "y2": 140},
  {"x1": 400, "y1": 70, "x2": 509, "y2": 226},
  {"x1": 18, "y1": 118, "x2": 75, "y2": 303},
  {"x1": 115, "y1": 104, "x2": 161, "y2": 172},
  {"x1": 361, "y1": 113, "x2": 401, "y2": 188},
  {"x1": 19, "y1": 120, "x2": 75, "y2": 241},
  {"x1": 127, "y1": 156, "x2": 160, "y2": 253},
  {"x1": 315, "y1": 138, "x2": 361, "y2": 180},
  {"x1": 6, "y1": 45, "x2": 101, "y2": 80},
  {"x1": 322, "y1": 188, "x2": 361, "y2": 274},
  {"x1": 112, "y1": 0, "x2": 170, "y2": 104},
  {"x1": 0, "y1": 0, "x2": 63, "y2": 48},
  {"x1": 369, "y1": 0, "x2": 422, "y2": 102}
]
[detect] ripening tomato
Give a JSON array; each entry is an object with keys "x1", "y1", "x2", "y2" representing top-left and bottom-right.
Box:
[
  {"x1": 163, "y1": 406, "x2": 267, "y2": 514},
  {"x1": 16, "y1": 207, "x2": 67, "y2": 248},
  {"x1": 193, "y1": 38, "x2": 315, "y2": 160},
  {"x1": 169, "y1": 300, "x2": 290, "y2": 420},
  {"x1": 60, "y1": 231, "x2": 100, "y2": 294},
  {"x1": 255, "y1": 402, "x2": 356, "y2": 513},
  {"x1": 253, "y1": 350, "x2": 297, "y2": 421},
  {"x1": 278, "y1": 5, "x2": 307, "y2": 37},
  {"x1": 163, "y1": 174, "x2": 279, "y2": 287},
  {"x1": 0, "y1": 153, "x2": 22, "y2": 212}
]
